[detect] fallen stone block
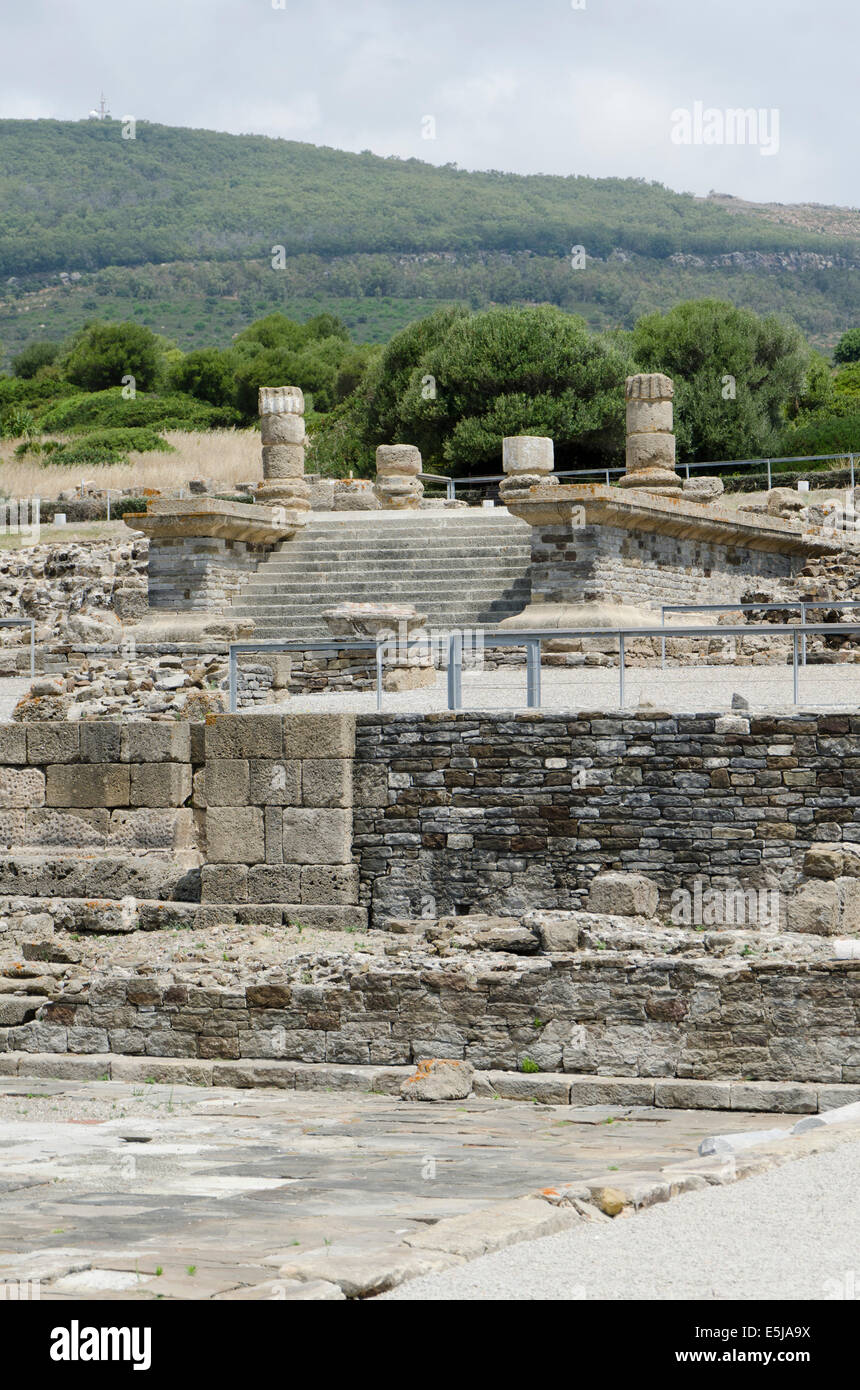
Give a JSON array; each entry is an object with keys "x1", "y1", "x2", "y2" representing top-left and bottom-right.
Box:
[
  {"x1": 698, "y1": 1127, "x2": 788, "y2": 1157},
  {"x1": 586, "y1": 871, "x2": 659, "y2": 917},
  {"x1": 400, "y1": 1057, "x2": 474, "y2": 1101}
]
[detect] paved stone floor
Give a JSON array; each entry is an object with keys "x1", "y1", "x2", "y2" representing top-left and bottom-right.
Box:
[{"x1": 0, "y1": 1074, "x2": 796, "y2": 1300}]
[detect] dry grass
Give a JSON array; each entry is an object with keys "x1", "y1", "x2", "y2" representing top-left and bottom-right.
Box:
[{"x1": 0, "y1": 430, "x2": 262, "y2": 501}]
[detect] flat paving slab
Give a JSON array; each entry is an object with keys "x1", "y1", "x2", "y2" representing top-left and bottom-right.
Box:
[{"x1": 0, "y1": 1074, "x2": 798, "y2": 1300}]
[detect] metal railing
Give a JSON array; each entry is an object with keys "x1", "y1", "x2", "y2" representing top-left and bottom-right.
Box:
[
  {"x1": 659, "y1": 600, "x2": 860, "y2": 668},
  {"x1": 228, "y1": 637, "x2": 432, "y2": 713},
  {"x1": 446, "y1": 624, "x2": 860, "y2": 711},
  {"x1": 0, "y1": 618, "x2": 36, "y2": 677},
  {"x1": 417, "y1": 451, "x2": 858, "y2": 499}
]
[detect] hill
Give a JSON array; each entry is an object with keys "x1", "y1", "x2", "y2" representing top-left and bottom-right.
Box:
[{"x1": 1, "y1": 119, "x2": 859, "y2": 362}]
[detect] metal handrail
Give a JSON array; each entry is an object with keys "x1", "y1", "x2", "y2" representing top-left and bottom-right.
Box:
[
  {"x1": 447, "y1": 624, "x2": 860, "y2": 712},
  {"x1": 228, "y1": 636, "x2": 431, "y2": 713},
  {"x1": 418, "y1": 451, "x2": 857, "y2": 498},
  {"x1": 0, "y1": 618, "x2": 36, "y2": 677},
  {"x1": 659, "y1": 600, "x2": 860, "y2": 669}
]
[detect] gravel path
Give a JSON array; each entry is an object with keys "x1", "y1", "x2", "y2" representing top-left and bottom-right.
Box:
[
  {"x1": 262, "y1": 663, "x2": 860, "y2": 716},
  {"x1": 380, "y1": 1139, "x2": 860, "y2": 1300}
]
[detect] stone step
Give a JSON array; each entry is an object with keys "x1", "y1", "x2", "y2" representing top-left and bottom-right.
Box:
[
  {"x1": 235, "y1": 582, "x2": 531, "y2": 603},
  {"x1": 0, "y1": 853, "x2": 202, "y2": 904}
]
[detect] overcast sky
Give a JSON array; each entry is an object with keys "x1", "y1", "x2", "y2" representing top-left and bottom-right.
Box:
[{"x1": 3, "y1": 0, "x2": 857, "y2": 206}]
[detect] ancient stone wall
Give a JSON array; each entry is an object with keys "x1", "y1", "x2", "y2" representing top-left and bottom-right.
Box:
[
  {"x1": 353, "y1": 711, "x2": 860, "y2": 921},
  {"x1": 4, "y1": 952, "x2": 858, "y2": 1083},
  {"x1": 530, "y1": 522, "x2": 800, "y2": 611}
]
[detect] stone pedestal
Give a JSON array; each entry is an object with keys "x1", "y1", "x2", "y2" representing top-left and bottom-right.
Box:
[
  {"x1": 499, "y1": 436, "x2": 558, "y2": 506},
  {"x1": 617, "y1": 373, "x2": 682, "y2": 496},
  {"x1": 126, "y1": 499, "x2": 295, "y2": 613},
  {"x1": 323, "y1": 602, "x2": 436, "y2": 690},
  {"x1": 374, "y1": 445, "x2": 424, "y2": 509},
  {"x1": 254, "y1": 386, "x2": 311, "y2": 527}
]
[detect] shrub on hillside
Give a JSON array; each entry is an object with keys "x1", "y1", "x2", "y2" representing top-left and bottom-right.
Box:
[
  {"x1": 48, "y1": 428, "x2": 174, "y2": 466},
  {"x1": 38, "y1": 388, "x2": 240, "y2": 434}
]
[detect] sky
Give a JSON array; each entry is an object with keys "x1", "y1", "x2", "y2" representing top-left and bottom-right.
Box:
[{"x1": 2, "y1": 0, "x2": 857, "y2": 206}]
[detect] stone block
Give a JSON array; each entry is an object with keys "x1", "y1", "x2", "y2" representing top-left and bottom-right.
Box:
[
  {"x1": 121, "y1": 723, "x2": 191, "y2": 763},
  {"x1": 586, "y1": 871, "x2": 659, "y2": 917},
  {"x1": 247, "y1": 865, "x2": 302, "y2": 901},
  {"x1": 301, "y1": 758, "x2": 353, "y2": 808},
  {"x1": 205, "y1": 715, "x2": 284, "y2": 760},
  {"x1": 261, "y1": 413, "x2": 305, "y2": 446},
  {"x1": 0, "y1": 810, "x2": 25, "y2": 844},
  {"x1": 108, "y1": 809, "x2": 196, "y2": 850},
  {"x1": 375, "y1": 444, "x2": 422, "y2": 477},
  {"x1": 26, "y1": 808, "x2": 108, "y2": 847},
  {"x1": 46, "y1": 764, "x2": 128, "y2": 809},
  {"x1": 262, "y1": 443, "x2": 306, "y2": 478},
  {"x1": 282, "y1": 808, "x2": 351, "y2": 864},
  {"x1": 626, "y1": 432, "x2": 676, "y2": 472},
  {"x1": 79, "y1": 723, "x2": 122, "y2": 763},
  {"x1": 502, "y1": 436, "x2": 554, "y2": 475},
  {"x1": 567, "y1": 1077, "x2": 656, "y2": 1107},
  {"x1": 0, "y1": 767, "x2": 45, "y2": 808},
  {"x1": 130, "y1": 763, "x2": 192, "y2": 808},
  {"x1": 283, "y1": 714, "x2": 355, "y2": 759},
  {"x1": 401, "y1": 1059, "x2": 474, "y2": 1101},
  {"x1": 205, "y1": 759, "x2": 250, "y2": 806},
  {"x1": 483, "y1": 1071, "x2": 571, "y2": 1104},
  {"x1": 730, "y1": 1082, "x2": 817, "y2": 1114},
  {"x1": 206, "y1": 806, "x2": 265, "y2": 864},
  {"x1": 248, "y1": 759, "x2": 301, "y2": 806},
  {"x1": 654, "y1": 1079, "x2": 733, "y2": 1110},
  {"x1": 26, "y1": 723, "x2": 80, "y2": 765},
  {"x1": 0, "y1": 725, "x2": 27, "y2": 765},
  {"x1": 201, "y1": 864, "x2": 249, "y2": 903},
  {"x1": 300, "y1": 864, "x2": 359, "y2": 905}
]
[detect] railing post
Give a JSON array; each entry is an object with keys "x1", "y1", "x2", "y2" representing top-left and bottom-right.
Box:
[
  {"x1": 618, "y1": 632, "x2": 626, "y2": 708},
  {"x1": 801, "y1": 602, "x2": 807, "y2": 667},
  {"x1": 661, "y1": 607, "x2": 666, "y2": 671},
  {"x1": 376, "y1": 642, "x2": 384, "y2": 712},
  {"x1": 851, "y1": 455, "x2": 856, "y2": 492},
  {"x1": 766, "y1": 459, "x2": 772, "y2": 490},
  {"x1": 29, "y1": 619, "x2": 35, "y2": 678},
  {"x1": 447, "y1": 631, "x2": 463, "y2": 710},
  {"x1": 792, "y1": 629, "x2": 799, "y2": 706},
  {"x1": 526, "y1": 640, "x2": 541, "y2": 708}
]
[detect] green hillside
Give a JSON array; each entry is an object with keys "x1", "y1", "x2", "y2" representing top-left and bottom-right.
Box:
[{"x1": 2, "y1": 119, "x2": 859, "y2": 361}]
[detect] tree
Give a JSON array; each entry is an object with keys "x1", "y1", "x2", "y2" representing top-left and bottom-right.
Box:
[
  {"x1": 834, "y1": 327, "x2": 860, "y2": 364},
  {"x1": 632, "y1": 299, "x2": 810, "y2": 461},
  {"x1": 11, "y1": 340, "x2": 60, "y2": 378},
  {"x1": 62, "y1": 321, "x2": 165, "y2": 393},
  {"x1": 310, "y1": 305, "x2": 633, "y2": 476},
  {"x1": 169, "y1": 348, "x2": 238, "y2": 407}
]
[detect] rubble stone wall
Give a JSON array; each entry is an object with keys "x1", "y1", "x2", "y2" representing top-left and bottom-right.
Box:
[
  {"x1": 530, "y1": 522, "x2": 800, "y2": 610},
  {"x1": 5, "y1": 954, "x2": 858, "y2": 1082},
  {"x1": 353, "y1": 711, "x2": 860, "y2": 921}
]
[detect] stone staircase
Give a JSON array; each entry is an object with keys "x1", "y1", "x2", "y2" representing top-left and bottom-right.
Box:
[{"x1": 230, "y1": 510, "x2": 533, "y2": 640}]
